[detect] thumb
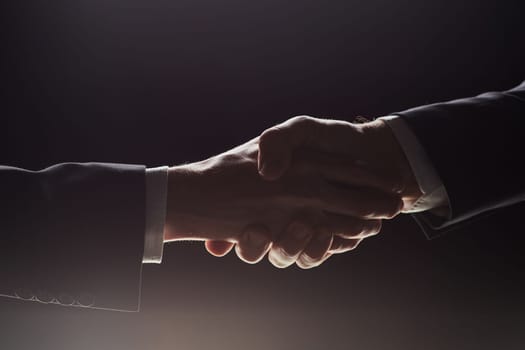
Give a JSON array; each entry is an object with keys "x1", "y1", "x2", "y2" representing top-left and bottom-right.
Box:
[
  {"x1": 258, "y1": 116, "x2": 328, "y2": 180},
  {"x1": 257, "y1": 126, "x2": 293, "y2": 180}
]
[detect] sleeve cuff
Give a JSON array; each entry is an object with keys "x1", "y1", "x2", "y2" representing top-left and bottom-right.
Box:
[
  {"x1": 378, "y1": 115, "x2": 450, "y2": 215},
  {"x1": 143, "y1": 166, "x2": 169, "y2": 264}
]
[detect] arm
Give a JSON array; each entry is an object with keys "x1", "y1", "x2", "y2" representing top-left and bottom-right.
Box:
[
  {"x1": 395, "y1": 81, "x2": 525, "y2": 235},
  {"x1": 255, "y1": 81, "x2": 525, "y2": 245},
  {"x1": 0, "y1": 163, "x2": 146, "y2": 311},
  {"x1": 1, "y1": 141, "x2": 401, "y2": 311}
]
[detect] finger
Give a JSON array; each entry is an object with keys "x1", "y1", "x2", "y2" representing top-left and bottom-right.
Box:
[
  {"x1": 292, "y1": 150, "x2": 403, "y2": 194},
  {"x1": 268, "y1": 221, "x2": 314, "y2": 269},
  {"x1": 319, "y1": 252, "x2": 333, "y2": 264},
  {"x1": 205, "y1": 240, "x2": 235, "y2": 257},
  {"x1": 258, "y1": 116, "x2": 331, "y2": 180},
  {"x1": 323, "y1": 164, "x2": 403, "y2": 195},
  {"x1": 328, "y1": 236, "x2": 362, "y2": 254},
  {"x1": 257, "y1": 126, "x2": 294, "y2": 180},
  {"x1": 323, "y1": 212, "x2": 382, "y2": 239},
  {"x1": 297, "y1": 251, "x2": 333, "y2": 269},
  {"x1": 235, "y1": 225, "x2": 272, "y2": 264},
  {"x1": 296, "y1": 231, "x2": 333, "y2": 269},
  {"x1": 320, "y1": 183, "x2": 403, "y2": 219}
]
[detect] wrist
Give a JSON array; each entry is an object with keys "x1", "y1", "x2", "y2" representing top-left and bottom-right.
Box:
[
  {"x1": 164, "y1": 164, "x2": 202, "y2": 242},
  {"x1": 360, "y1": 119, "x2": 423, "y2": 205}
]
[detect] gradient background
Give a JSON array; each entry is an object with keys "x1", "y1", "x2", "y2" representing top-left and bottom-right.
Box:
[{"x1": 2, "y1": 1, "x2": 525, "y2": 349}]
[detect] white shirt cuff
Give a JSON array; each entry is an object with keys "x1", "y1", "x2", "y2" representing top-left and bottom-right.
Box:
[
  {"x1": 143, "y1": 166, "x2": 169, "y2": 264},
  {"x1": 379, "y1": 115, "x2": 450, "y2": 214}
]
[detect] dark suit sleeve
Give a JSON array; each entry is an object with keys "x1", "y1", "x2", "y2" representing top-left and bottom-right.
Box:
[
  {"x1": 395, "y1": 81, "x2": 525, "y2": 237},
  {"x1": 0, "y1": 162, "x2": 146, "y2": 312}
]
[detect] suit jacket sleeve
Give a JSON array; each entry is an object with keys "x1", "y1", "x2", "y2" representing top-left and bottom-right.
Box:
[
  {"x1": 0, "y1": 162, "x2": 146, "y2": 312},
  {"x1": 395, "y1": 81, "x2": 525, "y2": 236}
]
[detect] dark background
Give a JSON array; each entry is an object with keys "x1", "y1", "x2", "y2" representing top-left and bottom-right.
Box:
[{"x1": 2, "y1": 1, "x2": 524, "y2": 349}]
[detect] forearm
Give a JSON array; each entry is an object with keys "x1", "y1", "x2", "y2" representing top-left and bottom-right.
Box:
[
  {"x1": 0, "y1": 163, "x2": 145, "y2": 311},
  {"x1": 395, "y1": 81, "x2": 525, "y2": 229}
]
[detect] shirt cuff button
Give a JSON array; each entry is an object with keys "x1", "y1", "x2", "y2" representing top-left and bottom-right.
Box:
[
  {"x1": 14, "y1": 288, "x2": 34, "y2": 300},
  {"x1": 35, "y1": 289, "x2": 54, "y2": 303},
  {"x1": 77, "y1": 293, "x2": 95, "y2": 307}
]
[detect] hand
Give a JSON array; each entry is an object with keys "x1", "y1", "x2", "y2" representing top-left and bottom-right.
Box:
[
  {"x1": 164, "y1": 136, "x2": 403, "y2": 265},
  {"x1": 258, "y1": 115, "x2": 422, "y2": 209},
  {"x1": 252, "y1": 116, "x2": 423, "y2": 267}
]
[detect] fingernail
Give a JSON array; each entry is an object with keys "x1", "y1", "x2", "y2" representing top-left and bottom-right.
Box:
[
  {"x1": 259, "y1": 161, "x2": 281, "y2": 178},
  {"x1": 247, "y1": 231, "x2": 268, "y2": 247}
]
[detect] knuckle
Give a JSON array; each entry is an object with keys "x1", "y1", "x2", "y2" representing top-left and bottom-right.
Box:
[
  {"x1": 348, "y1": 239, "x2": 362, "y2": 251},
  {"x1": 347, "y1": 243, "x2": 359, "y2": 251},
  {"x1": 291, "y1": 115, "x2": 317, "y2": 132},
  {"x1": 385, "y1": 199, "x2": 403, "y2": 218},
  {"x1": 358, "y1": 207, "x2": 376, "y2": 218},
  {"x1": 364, "y1": 220, "x2": 382, "y2": 236},
  {"x1": 350, "y1": 220, "x2": 367, "y2": 237},
  {"x1": 259, "y1": 127, "x2": 282, "y2": 145},
  {"x1": 291, "y1": 115, "x2": 312, "y2": 124}
]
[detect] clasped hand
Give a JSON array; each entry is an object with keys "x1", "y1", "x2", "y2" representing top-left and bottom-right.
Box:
[{"x1": 164, "y1": 116, "x2": 422, "y2": 269}]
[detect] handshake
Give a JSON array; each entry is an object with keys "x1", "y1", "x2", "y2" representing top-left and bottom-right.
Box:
[{"x1": 164, "y1": 116, "x2": 423, "y2": 269}]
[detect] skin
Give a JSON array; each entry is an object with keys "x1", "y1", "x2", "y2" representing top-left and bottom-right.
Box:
[
  {"x1": 163, "y1": 135, "x2": 404, "y2": 267},
  {"x1": 205, "y1": 116, "x2": 423, "y2": 268}
]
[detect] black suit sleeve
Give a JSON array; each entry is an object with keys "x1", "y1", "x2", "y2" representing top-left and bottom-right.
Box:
[
  {"x1": 395, "y1": 81, "x2": 525, "y2": 237},
  {"x1": 0, "y1": 163, "x2": 146, "y2": 311}
]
